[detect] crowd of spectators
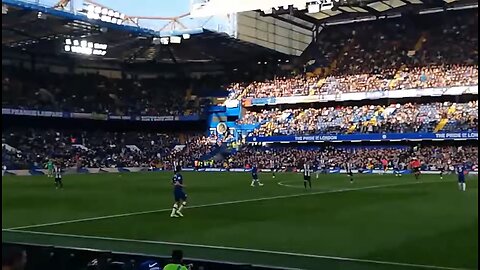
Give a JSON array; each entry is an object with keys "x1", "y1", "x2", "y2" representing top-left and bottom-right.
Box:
[
  {"x1": 242, "y1": 101, "x2": 478, "y2": 136},
  {"x1": 3, "y1": 127, "x2": 477, "y2": 172},
  {"x1": 228, "y1": 145, "x2": 478, "y2": 171},
  {"x1": 228, "y1": 76, "x2": 320, "y2": 99},
  {"x1": 2, "y1": 68, "x2": 208, "y2": 116},
  {"x1": 228, "y1": 10, "x2": 478, "y2": 99},
  {"x1": 2, "y1": 129, "x2": 218, "y2": 170}
]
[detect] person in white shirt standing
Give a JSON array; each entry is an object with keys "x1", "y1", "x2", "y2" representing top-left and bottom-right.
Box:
[
  {"x1": 303, "y1": 162, "x2": 312, "y2": 189},
  {"x1": 54, "y1": 164, "x2": 63, "y2": 189}
]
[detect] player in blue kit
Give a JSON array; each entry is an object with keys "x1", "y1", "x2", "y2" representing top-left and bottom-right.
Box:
[
  {"x1": 456, "y1": 164, "x2": 467, "y2": 191},
  {"x1": 250, "y1": 165, "x2": 264, "y2": 187},
  {"x1": 170, "y1": 166, "x2": 187, "y2": 218}
]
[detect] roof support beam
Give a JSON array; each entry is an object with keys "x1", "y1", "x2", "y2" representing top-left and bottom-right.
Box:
[
  {"x1": 360, "y1": 5, "x2": 382, "y2": 16},
  {"x1": 270, "y1": 13, "x2": 314, "y2": 31},
  {"x1": 291, "y1": 10, "x2": 320, "y2": 25}
]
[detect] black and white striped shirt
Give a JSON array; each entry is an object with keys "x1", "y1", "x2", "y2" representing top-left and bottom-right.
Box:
[
  {"x1": 54, "y1": 167, "x2": 62, "y2": 179},
  {"x1": 346, "y1": 162, "x2": 353, "y2": 172},
  {"x1": 320, "y1": 159, "x2": 325, "y2": 168},
  {"x1": 304, "y1": 164, "x2": 311, "y2": 177}
]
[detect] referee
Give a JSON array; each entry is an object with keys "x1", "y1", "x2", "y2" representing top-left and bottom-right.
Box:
[{"x1": 303, "y1": 162, "x2": 312, "y2": 189}]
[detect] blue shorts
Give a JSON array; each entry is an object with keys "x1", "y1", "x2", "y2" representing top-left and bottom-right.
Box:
[
  {"x1": 458, "y1": 177, "x2": 465, "y2": 183},
  {"x1": 174, "y1": 191, "x2": 187, "y2": 202},
  {"x1": 252, "y1": 173, "x2": 258, "y2": 180}
]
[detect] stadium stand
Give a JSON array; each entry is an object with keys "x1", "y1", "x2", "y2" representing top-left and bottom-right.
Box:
[
  {"x1": 2, "y1": 129, "x2": 221, "y2": 170},
  {"x1": 2, "y1": 67, "x2": 207, "y2": 116},
  {"x1": 242, "y1": 101, "x2": 478, "y2": 136},
  {"x1": 229, "y1": 10, "x2": 478, "y2": 99}
]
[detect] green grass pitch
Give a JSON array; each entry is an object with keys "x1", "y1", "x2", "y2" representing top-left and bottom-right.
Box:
[{"x1": 2, "y1": 172, "x2": 478, "y2": 270}]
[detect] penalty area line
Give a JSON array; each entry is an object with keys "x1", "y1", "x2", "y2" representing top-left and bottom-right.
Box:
[
  {"x1": 6, "y1": 180, "x2": 440, "y2": 230},
  {"x1": 2, "y1": 229, "x2": 472, "y2": 270}
]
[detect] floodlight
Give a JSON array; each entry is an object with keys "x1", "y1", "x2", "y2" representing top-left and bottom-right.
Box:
[
  {"x1": 86, "y1": 11, "x2": 95, "y2": 19},
  {"x1": 307, "y1": 3, "x2": 320, "y2": 13},
  {"x1": 64, "y1": 45, "x2": 71, "y2": 52},
  {"x1": 170, "y1": 36, "x2": 182, "y2": 44},
  {"x1": 320, "y1": 0, "x2": 334, "y2": 11},
  {"x1": 182, "y1": 33, "x2": 191, "y2": 39},
  {"x1": 83, "y1": 47, "x2": 93, "y2": 55},
  {"x1": 101, "y1": 15, "x2": 111, "y2": 22},
  {"x1": 160, "y1": 37, "x2": 169, "y2": 45},
  {"x1": 65, "y1": 39, "x2": 72, "y2": 45}
]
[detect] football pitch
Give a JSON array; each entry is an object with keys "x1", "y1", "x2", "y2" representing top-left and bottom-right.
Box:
[{"x1": 2, "y1": 172, "x2": 478, "y2": 270}]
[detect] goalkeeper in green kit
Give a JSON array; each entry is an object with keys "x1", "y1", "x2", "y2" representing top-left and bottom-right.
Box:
[{"x1": 46, "y1": 159, "x2": 54, "y2": 178}]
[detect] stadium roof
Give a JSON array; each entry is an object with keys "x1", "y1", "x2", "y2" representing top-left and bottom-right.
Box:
[
  {"x1": 2, "y1": 0, "x2": 287, "y2": 64},
  {"x1": 261, "y1": 0, "x2": 477, "y2": 27}
]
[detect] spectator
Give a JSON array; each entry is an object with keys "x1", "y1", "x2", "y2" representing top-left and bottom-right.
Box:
[
  {"x1": 2, "y1": 246, "x2": 27, "y2": 270},
  {"x1": 162, "y1": 250, "x2": 192, "y2": 270}
]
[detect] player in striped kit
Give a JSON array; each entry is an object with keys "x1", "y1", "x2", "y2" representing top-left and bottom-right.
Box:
[
  {"x1": 270, "y1": 160, "x2": 276, "y2": 179},
  {"x1": 54, "y1": 164, "x2": 63, "y2": 189},
  {"x1": 346, "y1": 160, "x2": 354, "y2": 183},
  {"x1": 303, "y1": 162, "x2": 312, "y2": 189},
  {"x1": 316, "y1": 157, "x2": 325, "y2": 179}
]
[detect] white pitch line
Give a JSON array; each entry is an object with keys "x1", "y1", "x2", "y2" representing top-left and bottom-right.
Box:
[
  {"x1": 2, "y1": 229, "x2": 472, "y2": 270},
  {"x1": 6, "y1": 181, "x2": 438, "y2": 230}
]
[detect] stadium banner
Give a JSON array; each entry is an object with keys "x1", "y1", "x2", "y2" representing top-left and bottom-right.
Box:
[
  {"x1": 198, "y1": 168, "x2": 227, "y2": 172},
  {"x1": 138, "y1": 115, "x2": 177, "y2": 121},
  {"x1": 243, "y1": 85, "x2": 478, "y2": 107},
  {"x1": 336, "y1": 169, "x2": 410, "y2": 174},
  {"x1": 2, "y1": 108, "x2": 66, "y2": 118},
  {"x1": 2, "y1": 108, "x2": 201, "y2": 122},
  {"x1": 246, "y1": 132, "x2": 479, "y2": 143},
  {"x1": 230, "y1": 168, "x2": 250, "y2": 172}
]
